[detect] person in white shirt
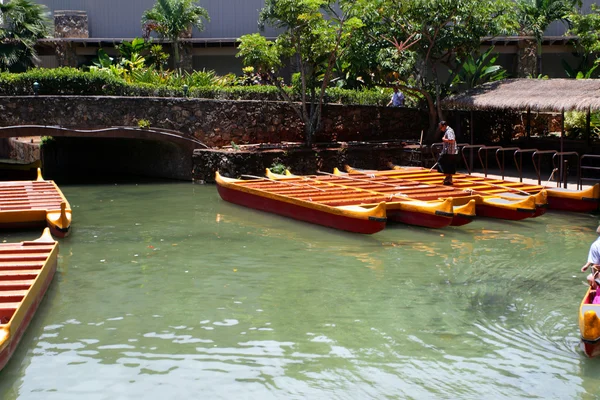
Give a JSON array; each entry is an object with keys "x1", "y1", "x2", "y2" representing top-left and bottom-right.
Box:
[
  {"x1": 437, "y1": 121, "x2": 458, "y2": 185},
  {"x1": 582, "y1": 225, "x2": 600, "y2": 286}
]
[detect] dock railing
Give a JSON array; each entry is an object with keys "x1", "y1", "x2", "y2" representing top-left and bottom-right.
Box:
[
  {"x1": 513, "y1": 148, "x2": 538, "y2": 183},
  {"x1": 459, "y1": 144, "x2": 485, "y2": 174},
  {"x1": 580, "y1": 155, "x2": 600, "y2": 190},
  {"x1": 478, "y1": 146, "x2": 503, "y2": 177},
  {"x1": 495, "y1": 147, "x2": 520, "y2": 180},
  {"x1": 532, "y1": 150, "x2": 557, "y2": 185},
  {"x1": 552, "y1": 152, "x2": 579, "y2": 188}
]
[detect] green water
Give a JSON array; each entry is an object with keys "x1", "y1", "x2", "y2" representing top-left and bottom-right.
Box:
[{"x1": 1, "y1": 182, "x2": 600, "y2": 399}]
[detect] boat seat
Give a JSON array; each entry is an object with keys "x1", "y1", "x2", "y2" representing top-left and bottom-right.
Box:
[
  {"x1": 0, "y1": 280, "x2": 34, "y2": 290},
  {"x1": 0, "y1": 302, "x2": 20, "y2": 323},
  {"x1": 0, "y1": 270, "x2": 41, "y2": 280},
  {"x1": 0, "y1": 290, "x2": 28, "y2": 303},
  {"x1": 581, "y1": 305, "x2": 600, "y2": 315}
]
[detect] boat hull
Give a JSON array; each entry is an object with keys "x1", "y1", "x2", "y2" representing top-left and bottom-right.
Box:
[
  {"x1": 216, "y1": 180, "x2": 386, "y2": 234},
  {"x1": 386, "y1": 209, "x2": 452, "y2": 229},
  {"x1": 0, "y1": 229, "x2": 58, "y2": 371},
  {"x1": 547, "y1": 196, "x2": 600, "y2": 213}
]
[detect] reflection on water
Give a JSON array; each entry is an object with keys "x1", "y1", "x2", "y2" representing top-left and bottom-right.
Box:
[{"x1": 0, "y1": 182, "x2": 599, "y2": 398}]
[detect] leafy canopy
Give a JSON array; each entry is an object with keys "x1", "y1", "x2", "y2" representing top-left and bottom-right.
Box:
[{"x1": 0, "y1": 0, "x2": 50, "y2": 71}]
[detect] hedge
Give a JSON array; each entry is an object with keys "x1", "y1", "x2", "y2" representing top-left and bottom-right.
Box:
[{"x1": 0, "y1": 68, "x2": 391, "y2": 106}]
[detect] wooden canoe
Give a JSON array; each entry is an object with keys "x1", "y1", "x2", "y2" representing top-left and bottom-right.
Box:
[
  {"x1": 215, "y1": 172, "x2": 387, "y2": 234},
  {"x1": 0, "y1": 169, "x2": 72, "y2": 238},
  {"x1": 265, "y1": 169, "x2": 470, "y2": 228},
  {"x1": 0, "y1": 228, "x2": 59, "y2": 371},
  {"x1": 579, "y1": 287, "x2": 600, "y2": 358},
  {"x1": 335, "y1": 167, "x2": 536, "y2": 221},
  {"x1": 385, "y1": 164, "x2": 599, "y2": 213}
]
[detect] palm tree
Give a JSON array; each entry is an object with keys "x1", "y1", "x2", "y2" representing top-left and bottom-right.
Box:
[
  {"x1": 0, "y1": 0, "x2": 50, "y2": 72},
  {"x1": 141, "y1": 0, "x2": 210, "y2": 70},
  {"x1": 516, "y1": 0, "x2": 581, "y2": 77}
]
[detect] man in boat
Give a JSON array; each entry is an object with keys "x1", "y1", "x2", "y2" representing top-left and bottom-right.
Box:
[
  {"x1": 582, "y1": 225, "x2": 600, "y2": 285},
  {"x1": 437, "y1": 121, "x2": 458, "y2": 185}
]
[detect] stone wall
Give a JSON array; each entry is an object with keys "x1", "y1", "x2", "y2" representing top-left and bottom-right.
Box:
[{"x1": 0, "y1": 96, "x2": 428, "y2": 147}]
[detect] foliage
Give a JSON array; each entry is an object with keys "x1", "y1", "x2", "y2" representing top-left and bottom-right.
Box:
[
  {"x1": 561, "y1": 55, "x2": 599, "y2": 79},
  {"x1": 142, "y1": 0, "x2": 210, "y2": 69},
  {"x1": 269, "y1": 159, "x2": 288, "y2": 174},
  {"x1": 238, "y1": 0, "x2": 364, "y2": 146},
  {"x1": 137, "y1": 119, "x2": 151, "y2": 129},
  {"x1": 0, "y1": 67, "x2": 392, "y2": 105},
  {"x1": 515, "y1": 0, "x2": 581, "y2": 75},
  {"x1": 564, "y1": 111, "x2": 600, "y2": 139},
  {"x1": 449, "y1": 47, "x2": 508, "y2": 91},
  {"x1": 39, "y1": 136, "x2": 54, "y2": 147},
  {"x1": 0, "y1": 67, "x2": 129, "y2": 95},
  {"x1": 569, "y1": 5, "x2": 600, "y2": 66},
  {"x1": 0, "y1": 0, "x2": 51, "y2": 72},
  {"x1": 359, "y1": 0, "x2": 516, "y2": 142}
]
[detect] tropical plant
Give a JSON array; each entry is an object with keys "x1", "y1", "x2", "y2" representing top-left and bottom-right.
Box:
[
  {"x1": 449, "y1": 47, "x2": 508, "y2": 91},
  {"x1": 237, "y1": 0, "x2": 364, "y2": 147},
  {"x1": 569, "y1": 4, "x2": 600, "y2": 69},
  {"x1": 0, "y1": 0, "x2": 50, "y2": 72},
  {"x1": 562, "y1": 55, "x2": 599, "y2": 79},
  {"x1": 515, "y1": 0, "x2": 582, "y2": 76},
  {"x1": 141, "y1": 0, "x2": 210, "y2": 70},
  {"x1": 360, "y1": 0, "x2": 516, "y2": 142}
]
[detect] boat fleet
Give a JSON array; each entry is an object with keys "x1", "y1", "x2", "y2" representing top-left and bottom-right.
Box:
[
  {"x1": 216, "y1": 165, "x2": 599, "y2": 233},
  {"x1": 0, "y1": 169, "x2": 69, "y2": 371},
  {"x1": 216, "y1": 164, "x2": 600, "y2": 358}
]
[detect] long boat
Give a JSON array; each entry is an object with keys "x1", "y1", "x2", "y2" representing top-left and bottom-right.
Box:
[
  {"x1": 0, "y1": 228, "x2": 59, "y2": 371},
  {"x1": 265, "y1": 169, "x2": 476, "y2": 228},
  {"x1": 215, "y1": 172, "x2": 387, "y2": 234},
  {"x1": 0, "y1": 169, "x2": 72, "y2": 238},
  {"x1": 331, "y1": 168, "x2": 537, "y2": 221},
  {"x1": 579, "y1": 287, "x2": 600, "y2": 358},
  {"x1": 385, "y1": 164, "x2": 598, "y2": 213}
]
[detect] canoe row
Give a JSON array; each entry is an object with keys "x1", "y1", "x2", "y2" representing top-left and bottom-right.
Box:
[
  {"x1": 216, "y1": 172, "x2": 387, "y2": 234},
  {"x1": 0, "y1": 228, "x2": 59, "y2": 371},
  {"x1": 0, "y1": 169, "x2": 72, "y2": 238},
  {"x1": 383, "y1": 164, "x2": 600, "y2": 213},
  {"x1": 266, "y1": 168, "x2": 542, "y2": 226}
]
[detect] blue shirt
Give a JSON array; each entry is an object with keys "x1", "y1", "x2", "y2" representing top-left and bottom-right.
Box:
[{"x1": 391, "y1": 91, "x2": 404, "y2": 107}]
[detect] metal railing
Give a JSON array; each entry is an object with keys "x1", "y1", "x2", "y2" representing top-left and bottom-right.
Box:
[
  {"x1": 495, "y1": 147, "x2": 520, "y2": 180},
  {"x1": 459, "y1": 144, "x2": 486, "y2": 174},
  {"x1": 552, "y1": 152, "x2": 579, "y2": 188},
  {"x1": 580, "y1": 155, "x2": 600, "y2": 190},
  {"x1": 513, "y1": 148, "x2": 538, "y2": 183},
  {"x1": 532, "y1": 150, "x2": 557, "y2": 185},
  {"x1": 477, "y1": 146, "x2": 502, "y2": 177}
]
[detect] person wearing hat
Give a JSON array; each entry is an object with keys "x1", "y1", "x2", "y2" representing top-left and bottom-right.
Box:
[{"x1": 582, "y1": 224, "x2": 600, "y2": 286}]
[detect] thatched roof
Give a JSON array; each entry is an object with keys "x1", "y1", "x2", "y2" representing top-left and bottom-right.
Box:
[{"x1": 443, "y1": 78, "x2": 600, "y2": 112}]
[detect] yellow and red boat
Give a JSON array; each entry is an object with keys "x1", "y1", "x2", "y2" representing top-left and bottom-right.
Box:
[
  {"x1": 0, "y1": 169, "x2": 72, "y2": 238},
  {"x1": 215, "y1": 172, "x2": 387, "y2": 234},
  {"x1": 0, "y1": 228, "x2": 59, "y2": 371},
  {"x1": 265, "y1": 169, "x2": 475, "y2": 228},
  {"x1": 579, "y1": 287, "x2": 600, "y2": 358},
  {"x1": 386, "y1": 164, "x2": 598, "y2": 213},
  {"x1": 335, "y1": 167, "x2": 537, "y2": 221}
]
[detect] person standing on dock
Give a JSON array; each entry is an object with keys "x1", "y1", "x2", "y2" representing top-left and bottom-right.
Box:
[
  {"x1": 437, "y1": 121, "x2": 458, "y2": 185},
  {"x1": 582, "y1": 225, "x2": 600, "y2": 286}
]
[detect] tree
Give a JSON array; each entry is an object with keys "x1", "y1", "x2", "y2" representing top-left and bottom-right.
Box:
[
  {"x1": 0, "y1": 0, "x2": 50, "y2": 72},
  {"x1": 361, "y1": 0, "x2": 516, "y2": 142},
  {"x1": 237, "y1": 0, "x2": 363, "y2": 147},
  {"x1": 141, "y1": 0, "x2": 209, "y2": 70},
  {"x1": 515, "y1": 0, "x2": 581, "y2": 76},
  {"x1": 569, "y1": 4, "x2": 600, "y2": 66}
]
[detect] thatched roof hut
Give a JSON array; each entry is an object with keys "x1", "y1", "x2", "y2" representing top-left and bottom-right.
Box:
[{"x1": 443, "y1": 78, "x2": 600, "y2": 112}]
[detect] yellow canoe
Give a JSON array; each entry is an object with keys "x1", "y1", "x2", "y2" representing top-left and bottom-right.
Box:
[
  {"x1": 267, "y1": 169, "x2": 468, "y2": 228},
  {"x1": 385, "y1": 163, "x2": 599, "y2": 213},
  {"x1": 0, "y1": 169, "x2": 72, "y2": 237},
  {"x1": 0, "y1": 228, "x2": 59, "y2": 371},
  {"x1": 579, "y1": 287, "x2": 600, "y2": 358},
  {"x1": 216, "y1": 172, "x2": 387, "y2": 234}
]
